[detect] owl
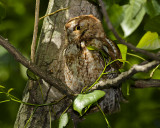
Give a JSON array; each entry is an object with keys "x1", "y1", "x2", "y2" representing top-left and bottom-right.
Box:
[{"x1": 64, "y1": 15, "x2": 123, "y2": 113}]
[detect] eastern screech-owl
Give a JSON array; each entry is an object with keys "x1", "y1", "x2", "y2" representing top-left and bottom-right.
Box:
[{"x1": 64, "y1": 15, "x2": 123, "y2": 113}]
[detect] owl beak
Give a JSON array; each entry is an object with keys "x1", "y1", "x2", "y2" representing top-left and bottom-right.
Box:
[{"x1": 67, "y1": 28, "x2": 73, "y2": 34}]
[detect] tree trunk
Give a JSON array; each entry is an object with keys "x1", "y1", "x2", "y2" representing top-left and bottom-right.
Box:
[{"x1": 14, "y1": 0, "x2": 101, "y2": 127}]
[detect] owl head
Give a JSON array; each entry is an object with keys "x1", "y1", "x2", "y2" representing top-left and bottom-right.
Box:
[{"x1": 65, "y1": 15, "x2": 105, "y2": 43}]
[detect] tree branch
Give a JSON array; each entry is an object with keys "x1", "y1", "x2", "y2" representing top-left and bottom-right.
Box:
[
  {"x1": 98, "y1": 0, "x2": 160, "y2": 61},
  {"x1": 0, "y1": 36, "x2": 74, "y2": 97},
  {"x1": 31, "y1": 0, "x2": 40, "y2": 63},
  {"x1": 133, "y1": 79, "x2": 160, "y2": 88},
  {"x1": 0, "y1": 34, "x2": 159, "y2": 95},
  {"x1": 95, "y1": 60, "x2": 160, "y2": 88}
]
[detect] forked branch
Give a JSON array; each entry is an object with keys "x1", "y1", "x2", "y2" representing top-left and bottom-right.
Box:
[{"x1": 95, "y1": 61, "x2": 160, "y2": 88}]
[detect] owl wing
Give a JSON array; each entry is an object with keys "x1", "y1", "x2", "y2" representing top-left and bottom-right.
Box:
[
  {"x1": 100, "y1": 38, "x2": 124, "y2": 113},
  {"x1": 101, "y1": 38, "x2": 122, "y2": 69}
]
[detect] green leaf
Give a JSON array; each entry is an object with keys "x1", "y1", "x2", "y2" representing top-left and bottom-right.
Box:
[
  {"x1": 117, "y1": 44, "x2": 127, "y2": 61},
  {"x1": 7, "y1": 88, "x2": 14, "y2": 94},
  {"x1": 137, "y1": 31, "x2": 160, "y2": 50},
  {"x1": 87, "y1": 46, "x2": 98, "y2": 51},
  {"x1": 145, "y1": 0, "x2": 160, "y2": 17},
  {"x1": 108, "y1": 4, "x2": 124, "y2": 28},
  {"x1": 73, "y1": 90, "x2": 106, "y2": 116},
  {"x1": 121, "y1": 0, "x2": 146, "y2": 37},
  {"x1": 144, "y1": 15, "x2": 160, "y2": 34},
  {"x1": 151, "y1": 0, "x2": 160, "y2": 15},
  {"x1": 26, "y1": 69, "x2": 38, "y2": 81},
  {"x1": 87, "y1": 46, "x2": 108, "y2": 58},
  {"x1": 59, "y1": 113, "x2": 69, "y2": 128}
]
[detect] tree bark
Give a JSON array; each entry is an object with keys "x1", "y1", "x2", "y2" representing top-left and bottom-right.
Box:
[{"x1": 14, "y1": 0, "x2": 101, "y2": 127}]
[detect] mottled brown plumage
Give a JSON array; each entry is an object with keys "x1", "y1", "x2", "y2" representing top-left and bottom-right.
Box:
[{"x1": 64, "y1": 15, "x2": 123, "y2": 113}]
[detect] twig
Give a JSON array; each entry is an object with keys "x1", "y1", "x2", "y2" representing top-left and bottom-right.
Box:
[
  {"x1": 97, "y1": 103, "x2": 111, "y2": 128},
  {"x1": 24, "y1": 106, "x2": 38, "y2": 128},
  {"x1": 94, "y1": 60, "x2": 160, "y2": 88},
  {"x1": 31, "y1": 0, "x2": 40, "y2": 63},
  {"x1": 39, "y1": 8, "x2": 69, "y2": 20},
  {"x1": 150, "y1": 64, "x2": 160, "y2": 77},
  {"x1": 98, "y1": 0, "x2": 160, "y2": 61},
  {"x1": 0, "y1": 36, "x2": 74, "y2": 97}
]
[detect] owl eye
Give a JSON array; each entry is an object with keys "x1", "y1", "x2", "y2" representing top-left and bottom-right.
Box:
[{"x1": 74, "y1": 26, "x2": 81, "y2": 31}]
